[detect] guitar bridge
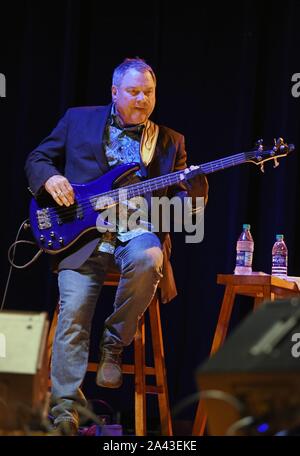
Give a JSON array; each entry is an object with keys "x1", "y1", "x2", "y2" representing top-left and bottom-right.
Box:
[{"x1": 37, "y1": 208, "x2": 52, "y2": 230}]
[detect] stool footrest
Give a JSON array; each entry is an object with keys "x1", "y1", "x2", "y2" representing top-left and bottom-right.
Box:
[
  {"x1": 146, "y1": 385, "x2": 164, "y2": 394},
  {"x1": 87, "y1": 362, "x2": 156, "y2": 376}
]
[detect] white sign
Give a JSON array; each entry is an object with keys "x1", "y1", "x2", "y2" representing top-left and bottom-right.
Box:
[{"x1": 0, "y1": 333, "x2": 6, "y2": 358}]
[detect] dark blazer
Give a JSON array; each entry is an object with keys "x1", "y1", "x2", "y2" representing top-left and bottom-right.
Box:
[{"x1": 25, "y1": 104, "x2": 208, "y2": 302}]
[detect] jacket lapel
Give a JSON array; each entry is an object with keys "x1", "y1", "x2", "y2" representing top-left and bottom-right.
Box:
[
  {"x1": 147, "y1": 133, "x2": 172, "y2": 197},
  {"x1": 89, "y1": 104, "x2": 111, "y2": 175}
]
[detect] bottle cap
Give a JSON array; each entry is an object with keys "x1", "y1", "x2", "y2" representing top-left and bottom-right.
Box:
[
  {"x1": 276, "y1": 234, "x2": 284, "y2": 240},
  {"x1": 243, "y1": 224, "x2": 251, "y2": 230}
]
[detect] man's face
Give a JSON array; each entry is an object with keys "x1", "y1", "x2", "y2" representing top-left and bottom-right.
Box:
[{"x1": 112, "y1": 69, "x2": 156, "y2": 125}]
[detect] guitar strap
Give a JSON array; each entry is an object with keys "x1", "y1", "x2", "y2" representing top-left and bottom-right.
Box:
[{"x1": 140, "y1": 120, "x2": 159, "y2": 167}]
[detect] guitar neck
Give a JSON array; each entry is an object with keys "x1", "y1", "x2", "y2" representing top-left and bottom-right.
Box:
[
  {"x1": 199, "y1": 152, "x2": 247, "y2": 175},
  {"x1": 126, "y1": 151, "x2": 247, "y2": 196},
  {"x1": 91, "y1": 151, "x2": 247, "y2": 208}
]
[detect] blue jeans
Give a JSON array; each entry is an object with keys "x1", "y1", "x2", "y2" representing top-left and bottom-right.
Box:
[{"x1": 50, "y1": 233, "x2": 163, "y2": 426}]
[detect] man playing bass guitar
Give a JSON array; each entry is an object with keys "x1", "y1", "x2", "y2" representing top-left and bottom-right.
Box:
[{"x1": 25, "y1": 57, "x2": 208, "y2": 435}]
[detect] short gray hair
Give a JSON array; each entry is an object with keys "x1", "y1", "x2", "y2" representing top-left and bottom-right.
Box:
[{"x1": 112, "y1": 58, "x2": 156, "y2": 87}]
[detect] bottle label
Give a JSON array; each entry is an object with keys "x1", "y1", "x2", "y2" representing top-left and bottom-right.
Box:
[
  {"x1": 272, "y1": 254, "x2": 287, "y2": 268},
  {"x1": 237, "y1": 240, "x2": 254, "y2": 252},
  {"x1": 236, "y1": 251, "x2": 253, "y2": 267},
  {"x1": 236, "y1": 240, "x2": 254, "y2": 268}
]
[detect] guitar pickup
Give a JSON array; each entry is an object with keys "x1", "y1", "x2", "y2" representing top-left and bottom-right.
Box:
[
  {"x1": 76, "y1": 204, "x2": 84, "y2": 219},
  {"x1": 37, "y1": 208, "x2": 52, "y2": 230},
  {"x1": 56, "y1": 203, "x2": 84, "y2": 225},
  {"x1": 91, "y1": 195, "x2": 116, "y2": 211}
]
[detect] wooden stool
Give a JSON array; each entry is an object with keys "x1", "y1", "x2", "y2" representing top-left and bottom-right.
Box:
[
  {"x1": 192, "y1": 273, "x2": 300, "y2": 436},
  {"x1": 47, "y1": 271, "x2": 172, "y2": 436}
]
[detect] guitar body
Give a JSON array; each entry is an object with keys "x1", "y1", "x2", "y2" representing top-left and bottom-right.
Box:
[{"x1": 29, "y1": 162, "x2": 139, "y2": 253}]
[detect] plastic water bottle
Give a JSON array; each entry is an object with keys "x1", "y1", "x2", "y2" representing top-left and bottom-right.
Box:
[
  {"x1": 234, "y1": 224, "x2": 254, "y2": 275},
  {"x1": 271, "y1": 234, "x2": 288, "y2": 277}
]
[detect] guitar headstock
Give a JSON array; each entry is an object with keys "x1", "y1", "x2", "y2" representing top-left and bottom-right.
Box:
[{"x1": 246, "y1": 138, "x2": 295, "y2": 172}]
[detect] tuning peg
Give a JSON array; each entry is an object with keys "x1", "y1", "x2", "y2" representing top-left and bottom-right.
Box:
[
  {"x1": 260, "y1": 163, "x2": 265, "y2": 173},
  {"x1": 276, "y1": 137, "x2": 284, "y2": 145},
  {"x1": 288, "y1": 144, "x2": 295, "y2": 153},
  {"x1": 274, "y1": 137, "x2": 284, "y2": 150},
  {"x1": 255, "y1": 139, "x2": 264, "y2": 153}
]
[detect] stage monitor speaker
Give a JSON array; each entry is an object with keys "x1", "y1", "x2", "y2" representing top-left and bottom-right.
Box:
[
  {"x1": 196, "y1": 297, "x2": 300, "y2": 436},
  {"x1": 0, "y1": 311, "x2": 49, "y2": 431}
]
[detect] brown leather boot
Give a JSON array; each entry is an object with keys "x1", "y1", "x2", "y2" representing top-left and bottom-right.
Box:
[{"x1": 96, "y1": 351, "x2": 122, "y2": 389}]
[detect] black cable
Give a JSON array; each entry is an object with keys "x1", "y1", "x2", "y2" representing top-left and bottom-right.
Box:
[
  {"x1": 225, "y1": 416, "x2": 255, "y2": 436},
  {"x1": 8, "y1": 240, "x2": 43, "y2": 269},
  {"x1": 1, "y1": 219, "x2": 43, "y2": 311},
  {"x1": 171, "y1": 389, "x2": 245, "y2": 420}
]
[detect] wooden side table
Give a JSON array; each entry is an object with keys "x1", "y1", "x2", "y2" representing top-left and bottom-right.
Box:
[{"x1": 192, "y1": 273, "x2": 300, "y2": 436}]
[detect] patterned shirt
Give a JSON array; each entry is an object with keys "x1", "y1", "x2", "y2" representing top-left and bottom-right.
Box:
[
  {"x1": 104, "y1": 109, "x2": 144, "y2": 173},
  {"x1": 97, "y1": 105, "x2": 153, "y2": 252}
]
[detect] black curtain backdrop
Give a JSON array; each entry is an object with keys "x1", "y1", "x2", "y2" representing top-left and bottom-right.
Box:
[{"x1": 1, "y1": 0, "x2": 300, "y2": 432}]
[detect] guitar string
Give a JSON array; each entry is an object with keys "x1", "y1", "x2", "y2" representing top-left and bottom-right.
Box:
[
  {"x1": 44, "y1": 143, "x2": 289, "y2": 226},
  {"x1": 36, "y1": 146, "x2": 285, "y2": 244},
  {"x1": 33, "y1": 147, "x2": 287, "y2": 246},
  {"x1": 45, "y1": 169, "x2": 186, "y2": 221},
  {"x1": 45, "y1": 171, "x2": 186, "y2": 225},
  {"x1": 44, "y1": 155, "x2": 246, "y2": 224},
  {"x1": 45, "y1": 153, "x2": 254, "y2": 224},
  {"x1": 44, "y1": 153, "x2": 247, "y2": 221},
  {"x1": 40, "y1": 145, "x2": 285, "y2": 221}
]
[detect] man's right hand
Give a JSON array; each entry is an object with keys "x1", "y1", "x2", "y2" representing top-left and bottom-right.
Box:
[{"x1": 44, "y1": 175, "x2": 75, "y2": 206}]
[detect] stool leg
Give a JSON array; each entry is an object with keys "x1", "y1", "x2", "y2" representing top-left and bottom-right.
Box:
[
  {"x1": 254, "y1": 286, "x2": 274, "y2": 310},
  {"x1": 253, "y1": 296, "x2": 264, "y2": 310},
  {"x1": 134, "y1": 315, "x2": 146, "y2": 436},
  {"x1": 263, "y1": 285, "x2": 273, "y2": 302},
  {"x1": 192, "y1": 284, "x2": 236, "y2": 436},
  {"x1": 149, "y1": 296, "x2": 173, "y2": 436},
  {"x1": 47, "y1": 305, "x2": 59, "y2": 368},
  {"x1": 210, "y1": 285, "x2": 236, "y2": 355}
]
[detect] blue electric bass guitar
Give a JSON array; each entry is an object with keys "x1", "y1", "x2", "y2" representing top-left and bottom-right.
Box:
[{"x1": 29, "y1": 139, "x2": 294, "y2": 254}]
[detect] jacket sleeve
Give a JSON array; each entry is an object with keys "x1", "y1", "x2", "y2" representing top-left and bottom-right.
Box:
[
  {"x1": 168, "y1": 134, "x2": 209, "y2": 207},
  {"x1": 25, "y1": 109, "x2": 69, "y2": 196}
]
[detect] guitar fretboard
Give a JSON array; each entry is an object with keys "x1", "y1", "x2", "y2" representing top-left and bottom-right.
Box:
[{"x1": 90, "y1": 151, "x2": 247, "y2": 209}]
